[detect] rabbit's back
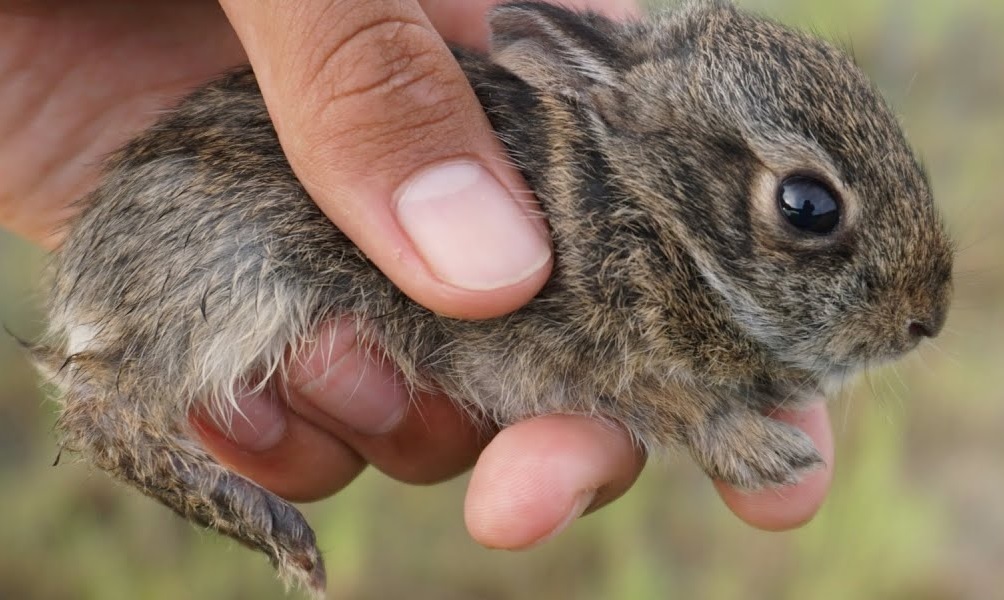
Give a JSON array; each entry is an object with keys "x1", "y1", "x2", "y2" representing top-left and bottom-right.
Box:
[{"x1": 50, "y1": 66, "x2": 668, "y2": 434}]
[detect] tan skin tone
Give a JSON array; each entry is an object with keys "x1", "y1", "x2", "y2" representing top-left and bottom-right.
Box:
[{"x1": 0, "y1": 0, "x2": 833, "y2": 548}]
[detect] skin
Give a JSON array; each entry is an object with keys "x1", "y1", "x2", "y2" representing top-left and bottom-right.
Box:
[{"x1": 0, "y1": 0, "x2": 833, "y2": 547}]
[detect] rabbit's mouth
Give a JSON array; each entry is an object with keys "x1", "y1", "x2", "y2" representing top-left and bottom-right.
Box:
[
  {"x1": 817, "y1": 365, "x2": 858, "y2": 396},
  {"x1": 811, "y1": 333, "x2": 933, "y2": 393}
]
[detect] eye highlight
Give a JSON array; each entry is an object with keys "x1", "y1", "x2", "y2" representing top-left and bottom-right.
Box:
[{"x1": 777, "y1": 175, "x2": 840, "y2": 235}]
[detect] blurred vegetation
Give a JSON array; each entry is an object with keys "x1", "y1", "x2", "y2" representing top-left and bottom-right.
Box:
[{"x1": 2, "y1": 0, "x2": 1002, "y2": 598}]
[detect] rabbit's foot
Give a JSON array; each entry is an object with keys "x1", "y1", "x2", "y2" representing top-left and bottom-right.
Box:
[
  {"x1": 171, "y1": 465, "x2": 327, "y2": 595},
  {"x1": 32, "y1": 340, "x2": 327, "y2": 597},
  {"x1": 685, "y1": 407, "x2": 823, "y2": 489}
]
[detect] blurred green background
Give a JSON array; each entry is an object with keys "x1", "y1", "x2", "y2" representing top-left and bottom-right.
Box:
[{"x1": 2, "y1": 0, "x2": 1002, "y2": 598}]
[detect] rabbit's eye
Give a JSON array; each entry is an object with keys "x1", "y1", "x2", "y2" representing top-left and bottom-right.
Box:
[{"x1": 777, "y1": 176, "x2": 840, "y2": 235}]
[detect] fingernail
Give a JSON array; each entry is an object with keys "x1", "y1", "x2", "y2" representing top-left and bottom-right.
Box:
[
  {"x1": 225, "y1": 390, "x2": 287, "y2": 452},
  {"x1": 529, "y1": 489, "x2": 596, "y2": 549},
  {"x1": 293, "y1": 322, "x2": 409, "y2": 435},
  {"x1": 395, "y1": 161, "x2": 551, "y2": 292}
]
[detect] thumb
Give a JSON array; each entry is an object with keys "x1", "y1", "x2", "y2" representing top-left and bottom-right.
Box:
[{"x1": 217, "y1": 0, "x2": 552, "y2": 319}]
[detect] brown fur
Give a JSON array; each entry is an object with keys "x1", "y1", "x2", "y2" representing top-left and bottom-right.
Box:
[{"x1": 29, "y1": 1, "x2": 953, "y2": 595}]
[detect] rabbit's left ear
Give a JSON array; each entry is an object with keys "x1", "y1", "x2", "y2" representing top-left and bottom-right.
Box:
[{"x1": 488, "y1": 3, "x2": 623, "y2": 94}]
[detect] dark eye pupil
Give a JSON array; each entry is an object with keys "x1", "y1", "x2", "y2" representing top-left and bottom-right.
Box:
[{"x1": 777, "y1": 176, "x2": 840, "y2": 235}]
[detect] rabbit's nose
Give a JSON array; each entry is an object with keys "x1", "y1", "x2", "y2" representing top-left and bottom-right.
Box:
[
  {"x1": 908, "y1": 320, "x2": 935, "y2": 339},
  {"x1": 906, "y1": 306, "x2": 946, "y2": 342}
]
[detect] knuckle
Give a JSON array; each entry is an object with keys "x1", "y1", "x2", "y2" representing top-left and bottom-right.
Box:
[
  {"x1": 295, "y1": 14, "x2": 478, "y2": 175},
  {"x1": 328, "y1": 19, "x2": 437, "y2": 98}
]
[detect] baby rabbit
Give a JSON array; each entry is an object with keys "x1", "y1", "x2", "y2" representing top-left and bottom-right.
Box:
[{"x1": 29, "y1": 0, "x2": 953, "y2": 595}]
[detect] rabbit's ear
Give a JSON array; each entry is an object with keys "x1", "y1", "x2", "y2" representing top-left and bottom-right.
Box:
[{"x1": 488, "y1": 3, "x2": 623, "y2": 93}]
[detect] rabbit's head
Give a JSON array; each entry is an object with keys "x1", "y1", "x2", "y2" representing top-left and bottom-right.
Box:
[{"x1": 488, "y1": 1, "x2": 953, "y2": 382}]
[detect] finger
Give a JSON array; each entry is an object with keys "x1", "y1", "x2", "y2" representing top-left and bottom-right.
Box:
[
  {"x1": 283, "y1": 321, "x2": 485, "y2": 484},
  {"x1": 464, "y1": 415, "x2": 644, "y2": 549},
  {"x1": 289, "y1": 387, "x2": 486, "y2": 486},
  {"x1": 198, "y1": 320, "x2": 484, "y2": 494},
  {"x1": 714, "y1": 402, "x2": 835, "y2": 531},
  {"x1": 420, "y1": 0, "x2": 642, "y2": 50},
  {"x1": 191, "y1": 391, "x2": 366, "y2": 503},
  {"x1": 218, "y1": 0, "x2": 552, "y2": 319}
]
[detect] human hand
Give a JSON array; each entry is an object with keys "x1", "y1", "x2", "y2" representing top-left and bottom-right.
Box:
[
  {"x1": 206, "y1": 0, "x2": 835, "y2": 540},
  {"x1": 0, "y1": 0, "x2": 833, "y2": 549}
]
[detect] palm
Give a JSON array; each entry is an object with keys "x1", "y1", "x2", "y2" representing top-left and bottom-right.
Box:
[{"x1": 0, "y1": 1, "x2": 245, "y2": 247}]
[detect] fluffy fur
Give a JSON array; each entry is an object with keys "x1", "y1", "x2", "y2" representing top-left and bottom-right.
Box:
[{"x1": 31, "y1": 1, "x2": 953, "y2": 595}]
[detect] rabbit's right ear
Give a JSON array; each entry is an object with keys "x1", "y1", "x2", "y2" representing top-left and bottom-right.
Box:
[{"x1": 488, "y1": 3, "x2": 624, "y2": 95}]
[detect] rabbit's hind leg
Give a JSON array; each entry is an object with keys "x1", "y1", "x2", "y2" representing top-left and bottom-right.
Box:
[{"x1": 28, "y1": 343, "x2": 327, "y2": 597}]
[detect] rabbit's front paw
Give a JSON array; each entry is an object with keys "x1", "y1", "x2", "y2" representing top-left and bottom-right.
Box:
[{"x1": 685, "y1": 407, "x2": 823, "y2": 489}]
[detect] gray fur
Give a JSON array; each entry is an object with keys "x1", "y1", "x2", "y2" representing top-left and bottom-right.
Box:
[{"x1": 30, "y1": 1, "x2": 953, "y2": 595}]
